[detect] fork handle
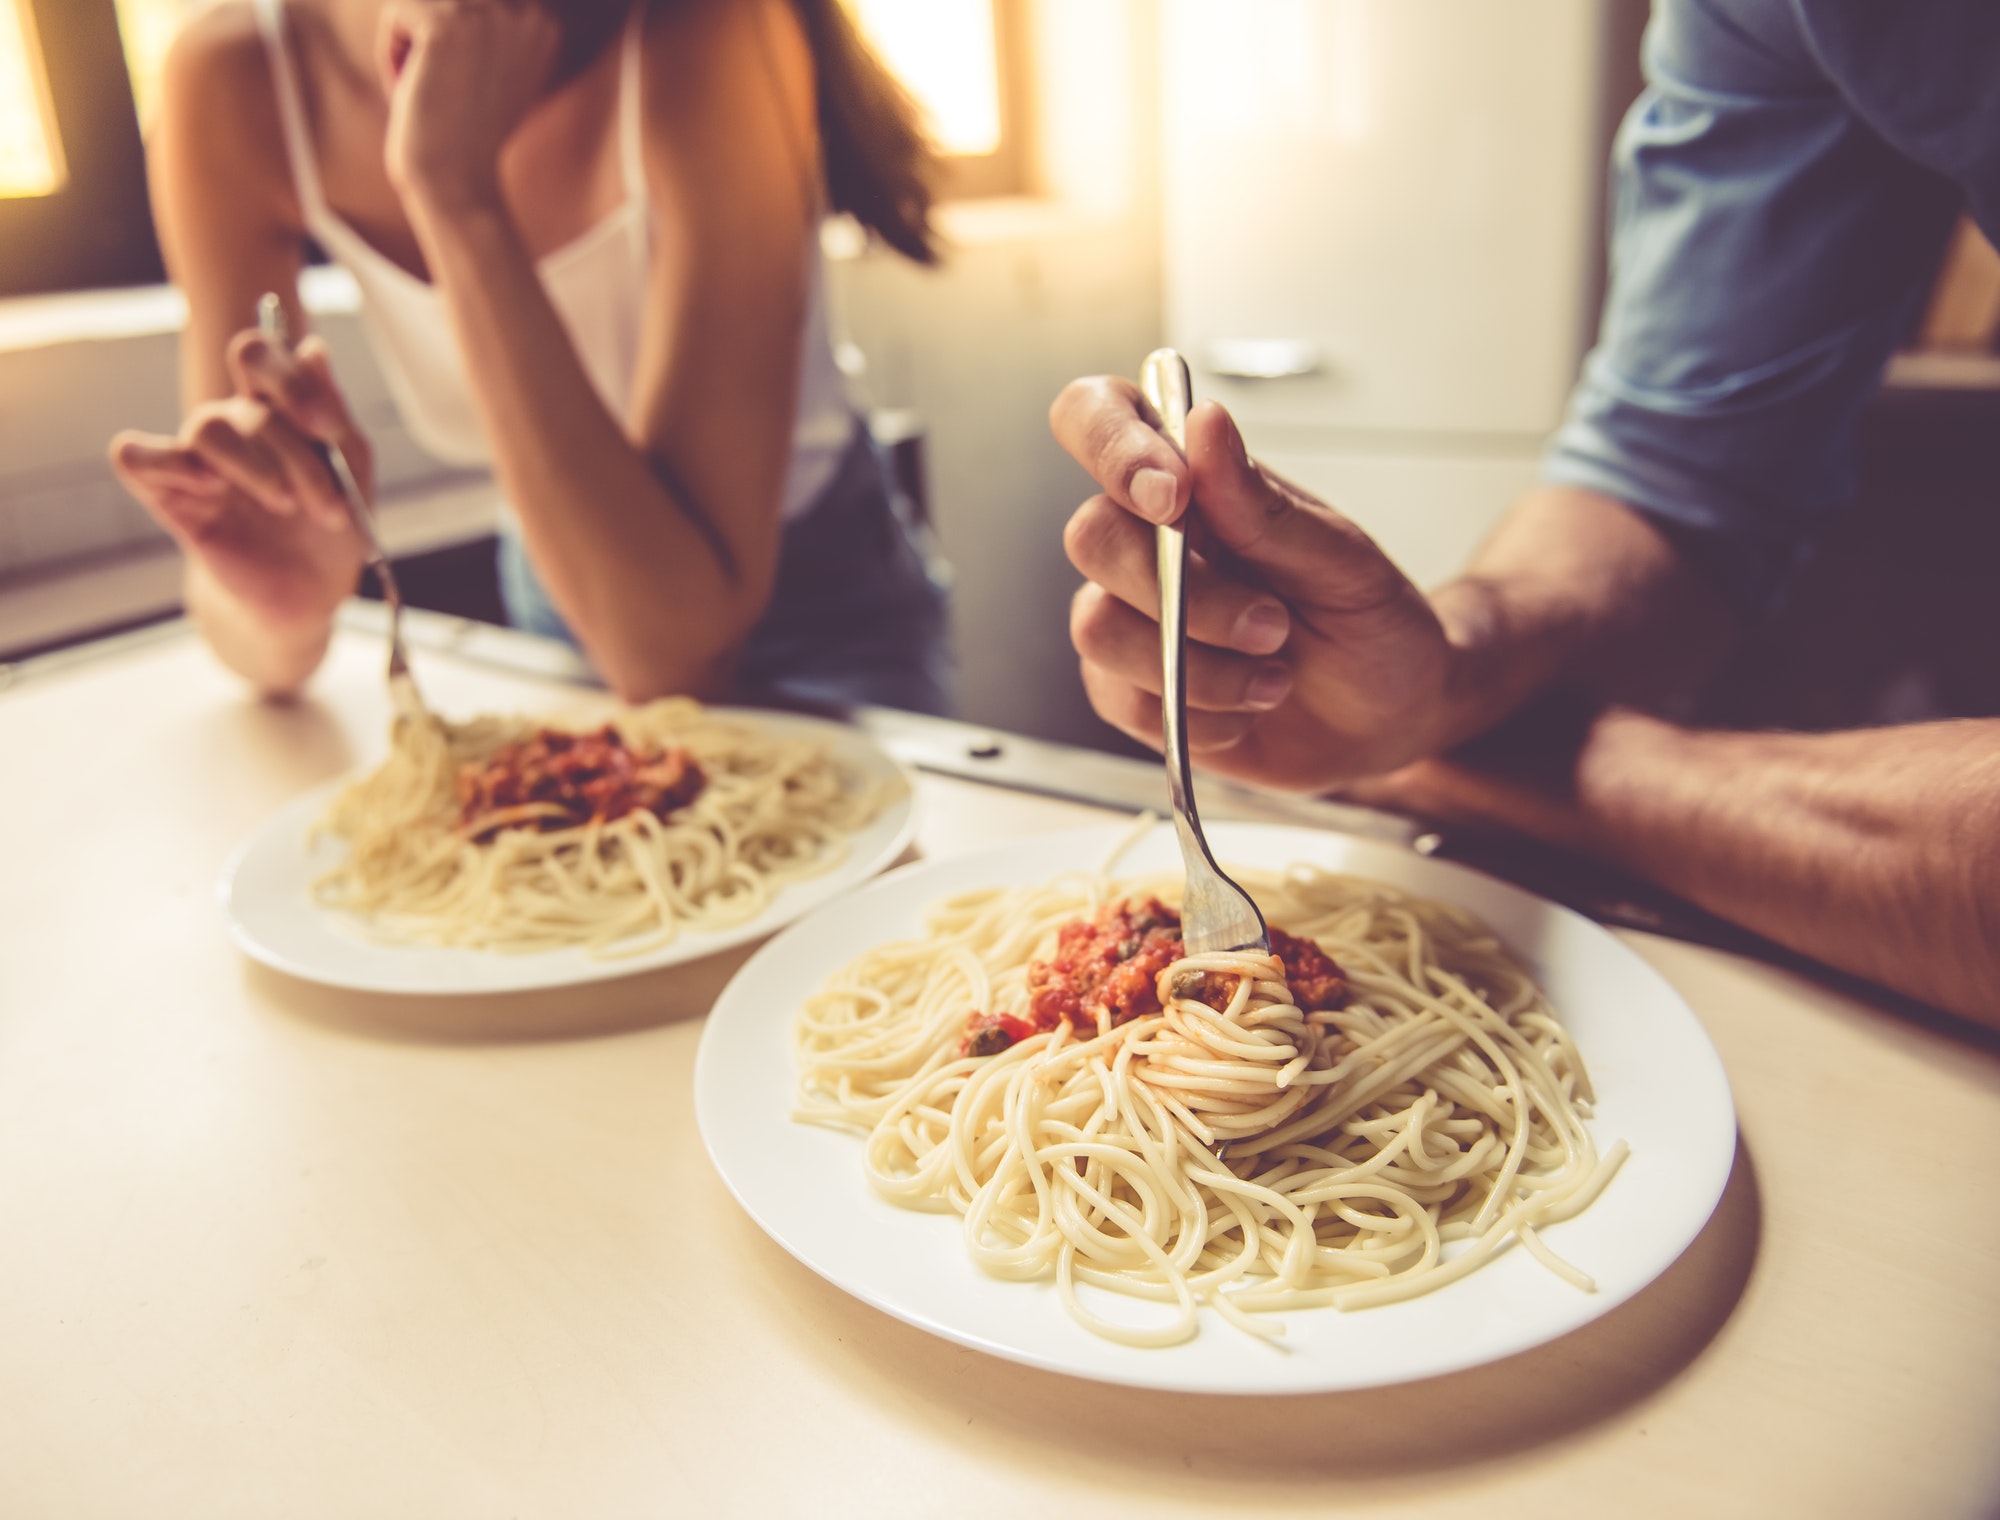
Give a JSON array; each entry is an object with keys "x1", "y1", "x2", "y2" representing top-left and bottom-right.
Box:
[
  {"x1": 255, "y1": 296, "x2": 394, "y2": 572},
  {"x1": 1142, "y1": 350, "x2": 1198, "y2": 836}
]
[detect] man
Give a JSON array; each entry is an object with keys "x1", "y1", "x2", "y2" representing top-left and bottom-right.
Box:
[{"x1": 1052, "y1": 0, "x2": 2000, "y2": 1028}]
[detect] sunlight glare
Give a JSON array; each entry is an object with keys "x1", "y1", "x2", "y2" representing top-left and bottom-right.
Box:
[
  {"x1": 0, "y1": 0, "x2": 65, "y2": 199},
  {"x1": 845, "y1": 0, "x2": 1003, "y2": 158},
  {"x1": 114, "y1": 0, "x2": 208, "y2": 132}
]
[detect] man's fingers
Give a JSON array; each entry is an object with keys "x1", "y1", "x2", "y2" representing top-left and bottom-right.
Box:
[
  {"x1": 1181, "y1": 403, "x2": 1411, "y2": 615},
  {"x1": 1063, "y1": 495, "x2": 1292, "y2": 655},
  {"x1": 1071, "y1": 584, "x2": 1293, "y2": 712},
  {"x1": 1079, "y1": 660, "x2": 1255, "y2": 755},
  {"x1": 1049, "y1": 375, "x2": 1190, "y2": 526},
  {"x1": 1051, "y1": 377, "x2": 1415, "y2": 622}
]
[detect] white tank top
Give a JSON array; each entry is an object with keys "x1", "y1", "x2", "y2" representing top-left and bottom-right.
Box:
[{"x1": 253, "y1": 0, "x2": 852, "y2": 521}]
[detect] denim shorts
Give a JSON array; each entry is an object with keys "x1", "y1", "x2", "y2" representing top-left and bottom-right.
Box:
[{"x1": 497, "y1": 423, "x2": 953, "y2": 715}]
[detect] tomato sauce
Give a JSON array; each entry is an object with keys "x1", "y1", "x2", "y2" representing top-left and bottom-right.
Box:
[
  {"x1": 959, "y1": 899, "x2": 1347, "y2": 1056},
  {"x1": 457, "y1": 725, "x2": 707, "y2": 836}
]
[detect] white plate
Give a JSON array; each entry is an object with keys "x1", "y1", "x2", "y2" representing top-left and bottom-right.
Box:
[
  {"x1": 220, "y1": 708, "x2": 919, "y2": 995},
  {"x1": 695, "y1": 821, "x2": 1737, "y2": 1395}
]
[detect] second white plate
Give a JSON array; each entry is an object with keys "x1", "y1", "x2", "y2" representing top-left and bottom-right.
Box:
[
  {"x1": 220, "y1": 707, "x2": 919, "y2": 995},
  {"x1": 695, "y1": 820, "x2": 1737, "y2": 1395}
]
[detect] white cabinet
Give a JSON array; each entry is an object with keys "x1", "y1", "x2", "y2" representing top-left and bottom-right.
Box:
[
  {"x1": 1160, "y1": 0, "x2": 1610, "y2": 580},
  {"x1": 1257, "y1": 446, "x2": 1547, "y2": 591}
]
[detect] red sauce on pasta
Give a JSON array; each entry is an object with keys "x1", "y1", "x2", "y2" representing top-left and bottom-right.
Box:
[
  {"x1": 457, "y1": 725, "x2": 707, "y2": 837},
  {"x1": 961, "y1": 899, "x2": 1347, "y2": 1056}
]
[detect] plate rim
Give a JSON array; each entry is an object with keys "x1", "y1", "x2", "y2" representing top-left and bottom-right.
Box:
[
  {"x1": 218, "y1": 705, "x2": 922, "y2": 995},
  {"x1": 694, "y1": 818, "x2": 1740, "y2": 1395}
]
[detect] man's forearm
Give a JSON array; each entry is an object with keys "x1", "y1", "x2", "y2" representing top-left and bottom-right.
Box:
[
  {"x1": 1578, "y1": 712, "x2": 2000, "y2": 1027},
  {"x1": 1430, "y1": 485, "x2": 1739, "y2": 749}
]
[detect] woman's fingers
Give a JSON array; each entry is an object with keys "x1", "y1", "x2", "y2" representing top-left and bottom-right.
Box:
[
  {"x1": 181, "y1": 398, "x2": 314, "y2": 517},
  {"x1": 1063, "y1": 494, "x2": 1291, "y2": 656},
  {"x1": 230, "y1": 331, "x2": 319, "y2": 431},
  {"x1": 109, "y1": 432, "x2": 230, "y2": 534},
  {"x1": 1071, "y1": 584, "x2": 1293, "y2": 713},
  {"x1": 110, "y1": 433, "x2": 226, "y2": 496},
  {"x1": 1049, "y1": 375, "x2": 1191, "y2": 526},
  {"x1": 227, "y1": 331, "x2": 372, "y2": 529},
  {"x1": 228, "y1": 330, "x2": 355, "y2": 442}
]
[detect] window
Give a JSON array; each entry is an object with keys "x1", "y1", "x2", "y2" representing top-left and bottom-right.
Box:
[
  {"x1": 0, "y1": 0, "x2": 65, "y2": 199},
  {"x1": 844, "y1": 0, "x2": 1031, "y2": 200},
  {"x1": 0, "y1": 0, "x2": 159, "y2": 295}
]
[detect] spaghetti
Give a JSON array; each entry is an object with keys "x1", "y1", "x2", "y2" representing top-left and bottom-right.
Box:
[
  {"x1": 315, "y1": 699, "x2": 890, "y2": 954},
  {"x1": 795, "y1": 863, "x2": 1625, "y2": 1346}
]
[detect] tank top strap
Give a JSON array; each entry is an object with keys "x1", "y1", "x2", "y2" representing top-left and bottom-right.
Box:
[
  {"x1": 617, "y1": 6, "x2": 650, "y2": 210},
  {"x1": 251, "y1": 0, "x2": 332, "y2": 224}
]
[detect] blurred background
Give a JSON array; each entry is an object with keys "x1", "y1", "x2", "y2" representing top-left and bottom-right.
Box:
[{"x1": 2, "y1": 0, "x2": 1995, "y2": 746}]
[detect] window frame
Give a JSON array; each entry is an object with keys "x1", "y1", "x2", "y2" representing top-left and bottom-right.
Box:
[
  {"x1": 0, "y1": 0, "x2": 161, "y2": 296},
  {"x1": 925, "y1": 0, "x2": 1033, "y2": 202}
]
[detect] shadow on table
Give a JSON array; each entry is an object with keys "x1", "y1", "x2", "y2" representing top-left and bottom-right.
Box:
[
  {"x1": 243, "y1": 937, "x2": 763, "y2": 1045},
  {"x1": 755, "y1": 1137, "x2": 1763, "y2": 1493}
]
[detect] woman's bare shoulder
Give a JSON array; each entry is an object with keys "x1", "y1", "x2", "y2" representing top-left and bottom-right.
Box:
[
  {"x1": 161, "y1": 0, "x2": 276, "y2": 108},
  {"x1": 154, "y1": 1, "x2": 298, "y2": 221}
]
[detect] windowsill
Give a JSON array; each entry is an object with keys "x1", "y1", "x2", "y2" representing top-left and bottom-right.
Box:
[
  {"x1": 10, "y1": 194, "x2": 1139, "y2": 346},
  {"x1": 936, "y1": 195, "x2": 1132, "y2": 245},
  {"x1": 0, "y1": 473, "x2": 501, "y2": 660},
  {"x1": 819, "y1": 196, "x2": 1138, "y2": 264},
  {"x1": 0, "y1": 265, "x2": 363, "y2": 354}
]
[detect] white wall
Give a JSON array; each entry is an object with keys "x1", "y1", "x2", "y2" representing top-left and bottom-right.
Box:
[
  {"x1": 827, "y1": 0, "x2": 1162, "y2": 747},
  {"x1": 0, "y1": 272, "x2": 470, "y2": 580},
  {"x1": 1158, "y1": 0, "x2": 1609, "y2": 594}
]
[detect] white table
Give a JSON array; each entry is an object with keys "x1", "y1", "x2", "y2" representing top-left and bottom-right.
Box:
[{"x1": 3, "y1": 626, "x2": 1997, "y2": 1519}]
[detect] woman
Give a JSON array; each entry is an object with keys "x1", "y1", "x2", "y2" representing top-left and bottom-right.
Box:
[{"x1": 109, "y1": 0, "x2": 951, "y2": 713}]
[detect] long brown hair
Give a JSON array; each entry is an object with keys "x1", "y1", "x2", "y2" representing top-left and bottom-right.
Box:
[{"x1": 552, "y1": 0, "x2": 940, "y2": 265}]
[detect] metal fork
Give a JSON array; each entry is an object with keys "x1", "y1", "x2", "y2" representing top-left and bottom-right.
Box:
[
  {"x1": 257, "y1": 293, "x2": 427, "y2": 725},
  {"x1": 1140, "y1": 348, "x2": 1270, "y2": 958}
]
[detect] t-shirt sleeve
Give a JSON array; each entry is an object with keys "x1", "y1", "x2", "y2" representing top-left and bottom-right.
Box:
[{"x1": 1541, "y1": 0, "x2": 1962, "y2": 613}]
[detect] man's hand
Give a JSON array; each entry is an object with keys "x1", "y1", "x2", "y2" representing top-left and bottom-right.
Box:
[{"x1": 1053, "y1": 375, "x2": 1465, "y2": 791}]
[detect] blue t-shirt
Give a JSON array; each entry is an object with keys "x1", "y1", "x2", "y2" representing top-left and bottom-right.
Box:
[{"x1": 1543, "y1": 0, "x2": 2000, "y2": 612}]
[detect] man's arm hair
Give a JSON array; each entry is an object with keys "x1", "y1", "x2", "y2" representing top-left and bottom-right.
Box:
[{"x1": 1575, "y1": 712, "x2": 2000, "y2": 1029}]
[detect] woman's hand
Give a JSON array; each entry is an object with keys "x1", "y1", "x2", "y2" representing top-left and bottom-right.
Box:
[
  {"x1": 111, "y1": 329, "x2": 369, "y2": 638},
  {"x1": 1052, "y1": 376, "x2": 1466, "y2": 792},
  {"x1": 377, "y1": 0, "x2": 563, "y2": 217}
]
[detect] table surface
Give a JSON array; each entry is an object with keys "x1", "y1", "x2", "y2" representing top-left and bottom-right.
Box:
[{"x1": 4, "y1": 627, "x2": 1998, "y2": 1520}]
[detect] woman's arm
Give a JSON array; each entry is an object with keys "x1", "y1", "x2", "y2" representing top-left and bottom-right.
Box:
[
  {"x1": 388, "y1": 0, "x2": 819, "y2": 701},
  {"x1": 1363, "y1": 713, "x2": 2000, "y2": 1031},
  {"x1": 116, "y1": 4, "x2": 368, "y2": 695}
]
